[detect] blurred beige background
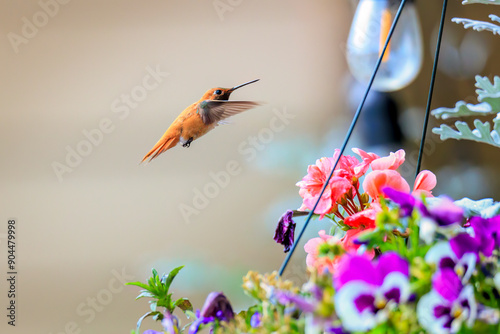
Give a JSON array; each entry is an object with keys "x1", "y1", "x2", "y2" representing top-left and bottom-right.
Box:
[{"x1": 1, "y1": 1, "x2": 499, "y2": 333}]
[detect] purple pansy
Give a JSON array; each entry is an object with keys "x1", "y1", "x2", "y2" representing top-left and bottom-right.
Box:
[
  {"x1": 189, "y1": 292, "x2": 234, "y2": 334},
  {"x1": 199, "y1": 292, "x2": 234, "y2": 321},
  {"x1": 188, "y1": 312, "x2": 214, "y2": 334},
  {"x1": 325, "y1": 327, "x2": 350, "y2": 334},
  {"x1": 417, "y1": 269, "x2": 476, "y2": 334},
  {"x1": 143, "y1": 312, "x2": 179, "y2": 334},
  {"x1": 383, "y1": 187, "x2": 418, "y2": 217},
  {"x1": 333, "y1": 252, "x2": 410, "y2": 332},
  {"x1": 161, "y1": 312, "x2": 180, "y2": 334},
  {"x1": 250, "y1": 312, "x2": 261, "y2": 328},
  {"x1": 469, "y1": 215, "x2": 500, "y2": 257},
  {"x1": 275, "y1": 290, "x2": 315, "y2": 313},
  {"x1": 276, "y1": 286, "x2": 339, "y2": 331},
  {"x1": 418, "y1": 196, "x2": 464, "y2": 227},
  {"x1": 334, "y1": 252, "x2": 409, "y2": 290},
  {"x1": 425, "y1": 234, "x2": 480, "y2": 283},
  {"x1": 274, "y1": 210, "x2": 297, "y2": 253}
]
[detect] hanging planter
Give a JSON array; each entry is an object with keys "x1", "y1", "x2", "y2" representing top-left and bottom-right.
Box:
[{"x1": 127, "y1": 0, "x2": 500, "y2": 333}]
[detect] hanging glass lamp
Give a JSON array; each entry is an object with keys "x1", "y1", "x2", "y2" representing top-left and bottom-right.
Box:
[{"x1": 346, "y1": 0, "x2": 423, "y2": 92}]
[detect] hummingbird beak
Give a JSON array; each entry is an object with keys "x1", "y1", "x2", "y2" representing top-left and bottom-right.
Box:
[{"x1": 230, "y1": 79, "x2": 260, "y2": 92}]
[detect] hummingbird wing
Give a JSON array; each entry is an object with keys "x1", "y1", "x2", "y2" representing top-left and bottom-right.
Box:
[{"x1": 198, "y1": 100, "x2": 260, "y2": 125}]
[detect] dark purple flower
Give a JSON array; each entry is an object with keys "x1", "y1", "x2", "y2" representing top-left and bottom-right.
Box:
[
  {"x1": 189, "y1": 292, "x2": 234, "y2": 334},
  {"x1": 200, "y1": 292, "x2": 234, "y2": 321},
  {"x1": 449, "y1": 233, "x2": 481, "y2": 261},
  {"x1": 274, "y1": 210, "x2": 297, "y2": 253},
  {"x1": 250, "y1": 312, "x2": 261, "y2": 328},
  {"x1": 470, "y1": 215, "x2": 500, "y2": 257},
  {"x1": 418, "y1": 196, "x2": 464, "y2": 226},
  {"x1": 325, "y1": 326, "x2": 350, "y2": 334},
  {"x1": 382, "y1": 187, "x2": 418, "y2": 217}
]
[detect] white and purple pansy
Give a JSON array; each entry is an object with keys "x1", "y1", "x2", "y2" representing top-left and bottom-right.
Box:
[
  {"x1": 417, "y1": 197, "x2": 465, "y2": 244},
  {"x1": 333, "y1": 252, "x2": 410, "y2": 332},
  {"x1": 417, "y1": 268, "x2": 477, "y2": 334},
  {"x1": 418, "y1": 196, "x2": 465, "y2": 227},
  {"x1": 425, "y1": 233, "x2": 480, "y2": 283}
]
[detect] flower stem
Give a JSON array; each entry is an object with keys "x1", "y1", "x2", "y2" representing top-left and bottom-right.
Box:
[
  {"x1": 356, "y1": 190, "x2": 364, "y2": 210},
  {"x1": 342, "y1": 204, "x2": 355, "y2": 216}
]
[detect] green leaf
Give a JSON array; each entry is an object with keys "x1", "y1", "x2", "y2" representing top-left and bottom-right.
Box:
[
  {"x1": 461, "y1": 0, "x2": 500, "y2": 5},
  {"x1": 174, "y1": 298, "x2": 193, "y2": 313},
  {"x1": 329, "y1": 224, "x2": 337, "y2": 236},
  {"x1": 126, "y1": 281, "x2": 151, "y2": 290},
  {"x1": 136, "y1": 291, "x2": 155, "y2": 300},
  {"x1": 164, "y1": 265, "x2": 185, "y2": 291},
  {"x1": 454, "y1": 197, "x2": 500, "y2": 218},
  {"x1": 452, "y1": 15, "x2": 500, "y2": 35},
  {"x1": 432, "y1": 76, "x2": 500, "y2": 119},
  {"x1": 152, "y1": 312, "x2": 164, "y2": 322},
  {"x1": 431, "y1": 101, "x2": 494, "y2": 120},
  {"x1": 476, "y1": 75, "x2": 500, "y2": 104},
  {"x1": 184, "y1": 310, "x2": 197, "y2": 320},
  {"x1": 432, "y1": 76, "x2": 500, "y2": 148},
  {"x1": 135, "y1": 311, "x2": 160, "y2": 333},
  {"x1": 182, "y1": 321, "x2": 195, "y2": 332},
  {"x1": 432, "y1": 119, "x2": 500, "y2": 147}
]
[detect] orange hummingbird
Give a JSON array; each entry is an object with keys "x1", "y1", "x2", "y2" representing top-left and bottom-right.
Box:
[{"x1": 141, "y1": 79, "x2": 260, "y2": 163}]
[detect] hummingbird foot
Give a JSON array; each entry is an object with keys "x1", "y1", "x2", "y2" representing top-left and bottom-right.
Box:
[{"x1": 182, "y1": 137, "x2": 194, "y2": 148}]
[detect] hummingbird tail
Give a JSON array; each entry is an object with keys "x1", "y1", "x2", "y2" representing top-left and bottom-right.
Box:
[{"x1": 141, "y1": 135, "x2": 179, "y2": 163}]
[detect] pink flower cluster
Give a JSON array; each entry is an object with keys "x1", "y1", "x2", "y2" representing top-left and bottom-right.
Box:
[{"x1": 299, "y1": 148, "x2": 436, "y2": 274}]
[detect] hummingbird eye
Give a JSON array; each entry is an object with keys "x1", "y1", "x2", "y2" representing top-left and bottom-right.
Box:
[{"x1": 214, "y1": 89, "x2": 222, "y2": 95}]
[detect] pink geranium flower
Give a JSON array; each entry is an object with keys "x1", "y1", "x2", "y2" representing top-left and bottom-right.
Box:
[
  {"x1": 352, "y1": 148, "x2": 380, "y2": 177},
  {"x1": 413, "y1": 170, "x2": 437, "y2": 197},
  {"x1": 304, "y1": 228, "x2": 375, "y2": 275},
  {"x1": 296, "y1": 157, "x2": 352, "y2": 218},
  {"x1": 297, "y1": 148, "x2": 383, "y2": 219},
  {"x1": 304, "y1": 230, "x2": 339, "y2": 274},
  {"x1": 363, "y1": 169, "x2": 411, "y2": 201},
  {"x1": 370, "y1": 149, "x2": 405, "y2": 170},
  {"x1": 340, "y1": 229, "x2": 375, "y2": 257}
]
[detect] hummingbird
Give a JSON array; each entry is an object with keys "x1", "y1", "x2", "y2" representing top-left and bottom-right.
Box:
[{"x1": 141, "y1": 79, "x2": 260, "y2": 163}]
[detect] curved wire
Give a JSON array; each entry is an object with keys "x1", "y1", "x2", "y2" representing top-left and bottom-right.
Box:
[
  {"x1": 279, "y1": 0, "x2": 409, "y2": 276},
  {"x1": 415, "y1": 0, "x2": 448, "y2": 178}
]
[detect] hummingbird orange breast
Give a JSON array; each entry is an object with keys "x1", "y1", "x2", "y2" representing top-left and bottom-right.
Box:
[{"x1": 174, "y1": 102, "x2": 216, "y2": 143}]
